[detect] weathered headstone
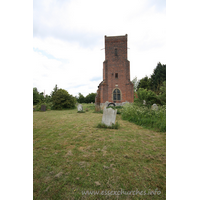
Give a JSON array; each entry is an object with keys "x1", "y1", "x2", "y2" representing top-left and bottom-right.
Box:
[
  {"x1": 100, "y1": 104, "x2": 106, "y2": 110},
  {"x1": 122, "y1": 101, "x2": 129, "y2": 106},
  {"x1": 105, "y1": 101, "x2": 110, "y2": 107},
  {"x1": 77, "y1": 104, "x2": 83, "y2": 111},
  {"x1": 143, "y1": 100, "x2": 146, "y2": 105},
  {"x1": 151, "y1": 104, "x2": 158, "y2": 111},
  {"x1": 41, "y1": 105, "x2": 46, "y2": 112},
  {"x1": 102, "y1": 107, "x2": 117, "y2": 126},
  {"x1": 91, "y1": 102, "x2": 93, "y2": 104},
  {"x1": 95, "y1": 105, "x2": 100, "y2": 112}
]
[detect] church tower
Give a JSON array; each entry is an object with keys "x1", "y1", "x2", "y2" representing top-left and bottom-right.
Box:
[{"x1": 95, "y1": 34, "x2": 134, "y2": 106}]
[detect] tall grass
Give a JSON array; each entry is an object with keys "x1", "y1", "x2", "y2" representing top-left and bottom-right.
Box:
[{"x1": 121, "y1": 103, "x2": 166, "y2": 132}]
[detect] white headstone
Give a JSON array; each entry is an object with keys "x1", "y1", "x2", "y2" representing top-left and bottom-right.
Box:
[
  {"x1": 102, "y1": 107, "x2": 117, "y2": 126},
  {"x1": 143, "y1": 100, "x2": 146, "y2": 105},
  {"x1": 91, "y1": 102, "x2": 93, "y2": 104},
  {"x1": 77, "y1": 104, "x2": 83, "y2": 111},
  {"x1": 151, "y1": 103, "x2": 158, "y2": 111}
]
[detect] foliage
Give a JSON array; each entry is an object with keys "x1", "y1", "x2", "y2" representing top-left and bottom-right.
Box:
[
  {"x1": 33, "y1": 87, "x2": 51, "y2": 105},
  {"x1": 107, "y1": 106, "x2": 123, "y2": 114},
  {"x1": 156, "y1": 81, "x2": 166, "y2": 105},
  {"x1": 51, "y1": 84, "x2": 58, "y2": 98},
  {"x1": 33, "y1": 87, "x2": 40, "y2": 105},
  {"x1": 137, "y1": 76, "x2": 151, "y2": 91},
  {"x1": 150, "y1": 62, "x2": 166, "y2": 94},
  {"x1": 85, "y1": 93, "x2": 96, "y2": 103},
  {"x1": 131, "y1": 76, "x2": 139, "y2": 92},
  {"x1": 52, "y1": 89, "x2": 76, "y2": 110},
  {"x1": 137, "y1": 88, "x2": 158, "y2": 106},
  {"x1": 34, "y1": 101, "x2": 53, "y2": 111},
  {"x1": 76, "y1": 93, "x2": 85, "y2": 103},
  {"x1": 121, "y1": 103, "x2": 166, "y2": 132},
  {"x1": 96, "y1": 122, "x2": 120, "y2": 129}
]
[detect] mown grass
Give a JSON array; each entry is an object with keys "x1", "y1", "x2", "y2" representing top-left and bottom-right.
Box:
[{"x1": 33, "y1": 103, "x2": 166, "y2": 199}]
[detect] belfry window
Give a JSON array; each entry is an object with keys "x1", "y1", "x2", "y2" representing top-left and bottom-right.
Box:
[
  {"x1": 115, "y1": 73, "x2": 118, "y2": 78},
  {"x1": 113, "y1": 89, "x2": 121, "y2": 100}
]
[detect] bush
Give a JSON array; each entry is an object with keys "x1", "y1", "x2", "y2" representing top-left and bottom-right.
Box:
[
  {"x1": 107, "y1": 106, "x2": 122, "y2": 114},
  {"x1": 121, "y1": 103, "x2": 166, "y2": 132},
  {"x1": 52, "y1": 89, "x2": 76, "y2": 110},
  {"x1": 34, "y1": 101, "x2": 53, "y2": 111}
]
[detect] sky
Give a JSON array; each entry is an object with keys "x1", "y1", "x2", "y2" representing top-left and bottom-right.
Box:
[{"x1": 33, "y1": 0, "x2": 166, "y2": 97}]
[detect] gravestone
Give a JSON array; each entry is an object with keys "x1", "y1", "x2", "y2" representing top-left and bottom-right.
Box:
[
  {"x1": 102, "y1": 107, "x2": 117, "y2": 126},
  {"x1": 151, "y1": 104, "x2": 158, "y2": 111},
  {"x1": 95, "y1": 105, "x2": 100, "y2": 112},
  {"x1": 105, "y1": 101, "x2": 110, "y2": 107},
  {"x1": 77, "y1": 104, "x2": 83, "y2": 111},
  {"x1": 91, "y1": 102, "x2": 93, "y2": 104},
  {"x1": 143, "y1": 100, "x2": 146, "y2": 105},
  {"x1": 122, "y1": 101, "x2": 129, "y2": 106},
  {"x1": 41, "y1": 105, "x2": 46, "y2": 112}
]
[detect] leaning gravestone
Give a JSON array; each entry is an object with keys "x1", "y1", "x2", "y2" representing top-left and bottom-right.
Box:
[
  {"x1": 102, "y1": 107, "x2": 117, "y2": 126},
  {"x1": 77, "y1": 104, "x2": 83, "y2": 111},
  {"x1": 151, "y1": 104, "x2": 158, "y2": 111},
  {"x1": 41, "y1": 105, "x2": 46, "y2": 112}
]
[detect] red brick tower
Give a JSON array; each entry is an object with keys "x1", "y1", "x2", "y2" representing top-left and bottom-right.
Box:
[{"x1": 95, "y1": 34, "x2": 134, "y2": 106}]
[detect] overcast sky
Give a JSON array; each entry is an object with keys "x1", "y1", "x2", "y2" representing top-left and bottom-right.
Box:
[{"x1": 33, "y1": 0, "x2": 166, "y2": 97}]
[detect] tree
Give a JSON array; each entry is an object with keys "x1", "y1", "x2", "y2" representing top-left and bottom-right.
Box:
[
  {"x1": 157, "y1": 81, "x2": 166, "y2": 105},
  {"x1": 77, "y1": 93, "x2": 85, "y2": 103},
  {"x1": 150, "y1": 62, "x2": 166, "y2": 94},
  {"x1": 51, "y1": 84, "x2": 58, "y2": 98},
  {"x1": 137, "y1": 76, "x2": 151, "y2": 91},
  {"x1": 52, "y1": 89, "x2": 76, "y2": 110},
  {"x1": 85, "y1": 93, "x2": 96, "y2": 103},
  {"x1": 33, "y1": 87, "x2": 40, "y2": 105},
  {"x1": 131, "y1": 77, "x2": 139, "y2": 92},
  {"x1": 137, "y1": 88, "x2": 158, "y2": 106}
]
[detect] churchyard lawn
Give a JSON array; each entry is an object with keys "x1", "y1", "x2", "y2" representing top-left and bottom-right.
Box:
[{"x1": 33, "y1": 104, "x2": 166, "y2": 199}]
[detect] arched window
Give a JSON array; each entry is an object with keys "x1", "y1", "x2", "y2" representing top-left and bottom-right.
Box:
[{"x1": 113, "y1": 89, "x2": 121, "y2": 100}]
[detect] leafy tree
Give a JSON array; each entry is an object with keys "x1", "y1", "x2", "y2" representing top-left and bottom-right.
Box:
[
  {"x1": 52, "y1": 89, "x2": 76, "y2": 110},
  {"x1": 33, "y1": 87, "x2": 40, "y2": 105},
  {"x1": 131, "y1": 77, "x2": 140, "y2": 92},
  {"x1": 150, "y1": 62, "x2": 166, "y2": 94},
  {"x1": 51, "y1": 84, "x2": 58, "y2": 98},
  {"x1": 85, "y1": 93, "x2": 96, "y2": 103},
  {"x1": 137, "y1": 88, "x2": 158, "y2": 106},
  {"x1": 77, "y1": 93, "x2": 85, "y2": 103},
  {"x1": 157, "y1": 81, "x2": 166, "y2": 105},
  {"x1": 137, "y1": 76, "x2": 151, "y2": 91}
]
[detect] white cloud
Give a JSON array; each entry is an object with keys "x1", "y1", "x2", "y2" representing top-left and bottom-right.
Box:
[{"x1": 33, "y1": 0, "x2": 166, "y2": 96}]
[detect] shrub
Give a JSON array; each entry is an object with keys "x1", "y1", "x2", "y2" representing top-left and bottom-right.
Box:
[
  {"x1": 121, "y1": 103, "x2": 166, "y2": 132},
  {"x1": 52, "y1": 89, "x2": 76, "y2": 110},
  {"x1": 137, "y1": 88, "x2": 159, "y2": 106},
  {"x1": 35, "y1": 101, "x2": 53, "y2": 111}
]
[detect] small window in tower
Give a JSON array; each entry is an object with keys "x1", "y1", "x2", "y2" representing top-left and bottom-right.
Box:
[
  {"x1": 115, "y1": 73, "x2": 118, "y2": 78},
  {"x1": 115, "y1": 48, "x2": 118, "y2": 56}
]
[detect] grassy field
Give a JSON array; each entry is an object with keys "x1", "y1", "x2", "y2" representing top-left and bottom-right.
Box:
[{"x1": 33, "y1": 104, "x2": 166, "y2": 199}]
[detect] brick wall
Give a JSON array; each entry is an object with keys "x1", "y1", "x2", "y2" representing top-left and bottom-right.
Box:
[{"x1": 96, "y1": 34, "x2": 134, "y2": 104}]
